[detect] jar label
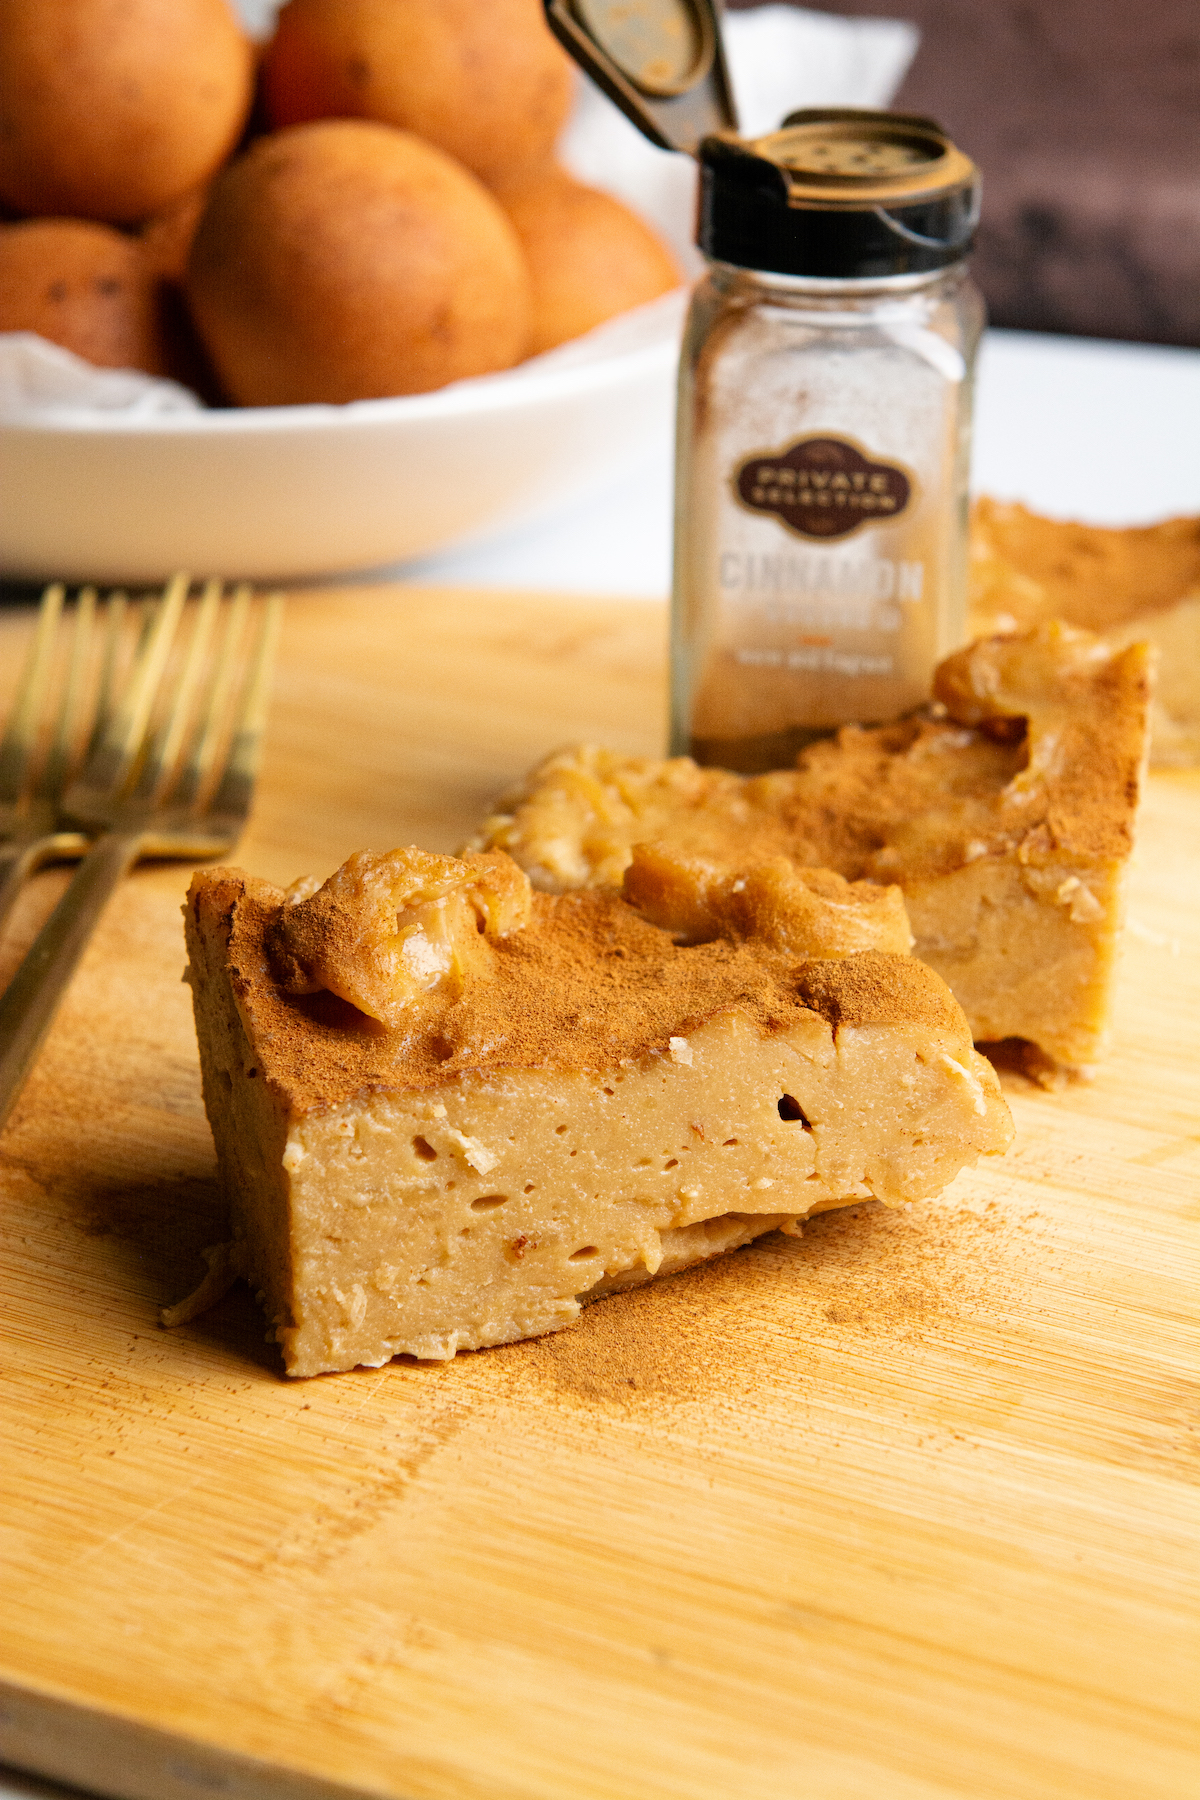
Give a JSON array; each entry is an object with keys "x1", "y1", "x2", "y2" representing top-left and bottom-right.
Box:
[{"x1": 733, "y1": 435, "x2": 914, "y2": 541}]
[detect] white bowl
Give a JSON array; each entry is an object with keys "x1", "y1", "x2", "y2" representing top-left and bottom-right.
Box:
[
  {"x1": 0, "y1": 4, "x2": 925, "y2": 588},
  {"x1": 0, "y1": 293, "x2": 684, "y2": 586}
]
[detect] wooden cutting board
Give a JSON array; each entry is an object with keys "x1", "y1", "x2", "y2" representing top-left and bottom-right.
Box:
[{"x1": 1, "y1": 586, "x2": 1197, "y2": 1800}]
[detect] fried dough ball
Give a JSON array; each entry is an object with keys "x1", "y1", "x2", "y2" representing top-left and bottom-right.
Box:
[
  {"x1": 501, "y1": 170, "x2": 682, "y2": 355},
  {"x1": 261, "y1": 0, "x2": 574, "y2": 192},
  {"x1": 138, "y1": 188, "x2": 226, "y2": 398},
  {"x1": 139, "y1": 188, "x2": 210, "y2": 284},
  {"x1": 184, "y1": 120, "x2": 532, "y2": 405},
  {"x1": 0, "y1": 0, "x2": 254, "y2": 224},
  {"x1": 0, "y1": 218, "x2": 167, "y2": 372}
]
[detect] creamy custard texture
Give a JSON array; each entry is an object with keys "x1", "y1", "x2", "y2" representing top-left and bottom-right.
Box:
[
  {"x1": 184, "y1": 846, "x2": 1012, "y2": 1377},
  {"x1": 470, "y1": 627, "x2": 1154, "y2": 1070}
]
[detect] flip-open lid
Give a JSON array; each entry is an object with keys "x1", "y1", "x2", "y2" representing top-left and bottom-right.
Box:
[
  {"x1": 546, "y1": 6, "x2": 980, "y2": 278},
  {"x1": 698, "y1": 111, "x2": 980, "y2": 277},
  {"x1": 766, "y1": 110, "x2": 978, "y2": 209},
  {"x1": 544, "y1": 0, "x2": 738, "y2": 153}
]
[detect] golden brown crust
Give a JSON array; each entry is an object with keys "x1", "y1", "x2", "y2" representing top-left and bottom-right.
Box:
[
  {"x1": 188, "y1": 867, "x2": 960, "y2": 1117},
  {"x1": 621, "y1": 843, "x2": 913, "y2": 956},
  {"x1": 268, "y1": 846, "x2": 530, "y2": 1027},
  {"x1": 932, "y1": 625, "x2": 1153, "y2": 863},
  {"x1": 969, "y1": 501, "x2": 1198, "y2": 772}
]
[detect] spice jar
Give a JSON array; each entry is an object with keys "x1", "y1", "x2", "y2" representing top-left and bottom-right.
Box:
[
  {"x1": 542, "y1": 7, "x2": 983, "y2": 772},
  {"x1": 672, "y1": 113, "x2": 983, "y2": 771}
]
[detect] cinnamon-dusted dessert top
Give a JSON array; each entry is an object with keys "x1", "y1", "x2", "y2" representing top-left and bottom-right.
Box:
[
  {"x1": 186, "y1": 843, "x2": 958, "y2": 1116},
  {"x1": 970, "y1": 498, "x2": 1200, "y2": 634},
  {"x1": 468, "y1": 625, "x2": 1155, "y2": 889}
]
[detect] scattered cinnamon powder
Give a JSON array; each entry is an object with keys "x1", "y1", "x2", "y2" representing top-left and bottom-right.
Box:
[
  {"x1": 497, "y1": 1190, "x2": 1054, "y2": 1410},
  {"x1": 794, "y1": 955, "x2": 960, "y2": 1032}
]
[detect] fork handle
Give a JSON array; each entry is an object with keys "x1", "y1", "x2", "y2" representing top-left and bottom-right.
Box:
[
  {"x1": 0, "y1": 832, "x2": 91, "y2": 934},
  {"x1": 0, "y1": 831, "x2": 144, "y2": 1135}
]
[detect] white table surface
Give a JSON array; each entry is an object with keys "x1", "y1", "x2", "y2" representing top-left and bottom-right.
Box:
[
  {"x1": 393, "y1": 326, "x2": 1200, "y2": 598},
  {"x1": 4, "y1": 322, "x2": 1199, "y2": 1800}
]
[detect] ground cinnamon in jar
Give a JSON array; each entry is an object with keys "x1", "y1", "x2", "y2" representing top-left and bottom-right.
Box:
[{"x1": 672, "y1": 112, "x2": 983, "y2": 771}]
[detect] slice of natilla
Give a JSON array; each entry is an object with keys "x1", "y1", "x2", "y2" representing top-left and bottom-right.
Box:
[
  {"x1": 181, "y1": 844, "x2": 1012, "y2": 1376},
  {"x1": 468, "y1": 626, "x2": 1155, "y2": 1071}
]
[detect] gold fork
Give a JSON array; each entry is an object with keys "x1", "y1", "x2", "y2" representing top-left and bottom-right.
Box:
[
  {"x1": 0, "y1": 576, "x2": 282, "y2": 1133},
  {"x1": 0, "y1": 582, "x2": 103, "y2": 930}
]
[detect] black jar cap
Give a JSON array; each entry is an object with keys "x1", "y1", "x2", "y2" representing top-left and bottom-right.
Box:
[{"x1": 699, "y1": 110, "x2": 980, "y2": 279}]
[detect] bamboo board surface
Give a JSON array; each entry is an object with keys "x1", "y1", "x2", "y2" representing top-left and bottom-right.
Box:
[{"x1": 1, "y1": 585, "x2": 1198, "y2": 1800}]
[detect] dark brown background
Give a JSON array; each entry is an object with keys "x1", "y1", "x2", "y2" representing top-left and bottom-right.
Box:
[{"x1": 730, "y1": 0, "x2": 1200, "y2": 346}]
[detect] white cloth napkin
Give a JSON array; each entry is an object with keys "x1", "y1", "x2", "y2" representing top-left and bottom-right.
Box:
[
  {"x1": 0, "y1": 332, "x2": 203, "y2": 421},
  {"x1": 0, "y1": 5, "x2": 917, "y2": 423}
]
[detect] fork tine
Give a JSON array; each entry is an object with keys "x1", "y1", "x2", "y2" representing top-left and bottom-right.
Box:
[
  {"x1": 86, "y1": 589, "x2": 125, "y2": 762},
  {"x1": 72, "y1": 574, "x2": 188, "y2": 806},
  {"x1": 138, "y1": 578, "x2": 223, "y2": 802},
  {"x1": 37, "y1": 586, "x2": 96, "y2": 803},
  {"x1": 0, "y1": 583, "x2": 64, "y2": 811},
  {"x1": 205, "y1": 592, "x2": 284, "y2": 826},
  {"x1": 172, "y1": 583, "x2": 251, "y2": 810}
]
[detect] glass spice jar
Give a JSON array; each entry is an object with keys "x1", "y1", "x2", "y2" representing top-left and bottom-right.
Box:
[{"x1": 671, "y1": 111, "x2": 984, "y2": 772}]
